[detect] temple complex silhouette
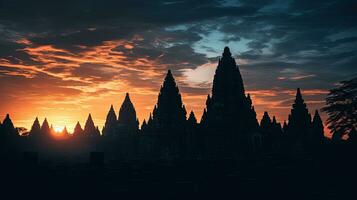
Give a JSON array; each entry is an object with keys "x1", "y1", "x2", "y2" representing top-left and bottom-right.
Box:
[{"x1": 0, "y1": 47, "x2": 330, "y2": 160}]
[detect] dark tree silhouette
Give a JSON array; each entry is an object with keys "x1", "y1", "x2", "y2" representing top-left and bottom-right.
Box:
[
  {"x1": 201, "y1": 47, "x2": 258, "y2": 134},
  {"x1": 73, "y1": 121, "x2": 84, "y2": 137},
  {"x1": 146, "y1": 70, "x2": 187, "y2": 134},
  {"x1": 83, "y1": 114, "x2": 99, "y2": 137},
  {"x1": 117, "y1": 93, "x2": 139, "y2": 134},
  {"x1": 29, "y1": 117, "x2": 41, "y2": 137},
  {"x1": 40, "y1": 118, "x2": 51, "y2": 137},
  {"x1": 102, "y1": 105, "x2": 117, "y2": 136},
  {"x1": 322, "y1": 77, "x2": 357, "y2": 139}
]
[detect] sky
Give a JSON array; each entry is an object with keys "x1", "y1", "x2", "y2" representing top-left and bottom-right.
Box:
[{"x1": 0, "y1": 0, "x2": 356, "y2": 136}]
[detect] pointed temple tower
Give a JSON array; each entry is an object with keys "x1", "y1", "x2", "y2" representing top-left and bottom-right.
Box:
[
  {"x1": 83, "y1": 114, "x2": 99, "y2": 137},
  {"x1": 147, "y1": 70, "x2": 187, "y2": 134},
  {"x1": 201, "y1": 47, "x2": 259, "y2": 141},
  {"x1": 40, "y1": 118, "x2": 51, "y2": 137},
  {"x1": 187, "y1": 111, "x2": 198, "y2": 128},
  {"x1": 260, "y1": 112, "x2": 272, "y2": 130},
  {"x1": 0, "y1": 114, "x2": 18, "y2": 138},
  {"x1": 29, "y1": 117, "x2": 41, "y2": 138},
  {"x1": 117, "y1": 93, "x2": 139, "y2": 134},
  {"x1": 311, "y1": 110, "x2": 325, "y2": 144},
  {"x1": 286, "y1": 88, "x2": 312, "y2": 148},
  {"x1": 73, "y1": 121, "x2": 84, "y2": 137},
  {"x1": 102, "y1": 105, "x2": 118, "y2": 136}
]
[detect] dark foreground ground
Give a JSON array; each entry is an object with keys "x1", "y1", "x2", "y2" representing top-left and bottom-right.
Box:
[{"x1": 1, "y1": 148, "x2": 356, "y2": 199}]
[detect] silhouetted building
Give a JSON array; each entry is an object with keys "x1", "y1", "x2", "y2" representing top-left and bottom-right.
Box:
[
  {"x1": 259, "y1": 112, "x2": 283, "y2": 150},
  {"x1": 117, "y1": 93, "x2": 139, "y2": 135},
  {"x1": 102, "y1": 105, "x2": 117, "y2": 136},
  {"x1": 260, "y1": 111, "x2": 273, "y2": 149},
  {"x1": 260, "y1": 112, "x2": 272, "y2": 130},
  {"x1": 40, "y1": 118, "x2": 51, "y2": 137},
  {"x1": 83, "y1": 114, "x2": 99, "y2": 137},
  {"x1": 0, "y1": 114, "x2": 18, "y2": 138},
  {"x1": 50, "y1": 124, "x2": 55, "y2": 135},
  {"x1": 202, "y1": 47, "x2": 258, "y2": 132},
  {"x1": 283, "y1": 121, "x2": 288, "y2": 133},
  {"x1": 187, "y1": 111, "x2": 198, "y2": 129},
  {"x1": 146, "y1": 113, "x2": 153, "y2": 130},
  {"x1": 271, "y1": 116, "x2": 283, "y2": 137},
  {"x1": 29, "y1": 117, "x2": 41, "y2": 138},
  {"x1": 271, "y1": 116, "x2": 284, "y2": 149},
  {"x1": 286, "y1": 88, "x2": 312, "y2": 151},
  {"x1": 200, "y1": 47, "x2": 259, "y2": 156},
  {"x1": 62, "y1": 126, "x2": 69, "y2": 136},
  {"x1": 141, "y1": 119, "x2": 147, "y2": 131},
  {"x1": 146, "y1": 70, "x2": 187, "y2": 134},
  {"x1": 73, "y1": 121, "x2": 84, "y2": 137},
  {"x1": 311, "y1": 110, "x2": 325, "y2": 145},
  {"x1": 95, "y1": 126, "x2": 101, "y2": 136}
]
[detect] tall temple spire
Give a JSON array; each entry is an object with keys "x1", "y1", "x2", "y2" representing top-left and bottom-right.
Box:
[
  {"x1": 103, "y1": 105, "x2": 118, "y2": 136},
  {"x1": 286, "y1": 88, "x2": 312, "y2": 144},
  {"x1": 73, "y1": 121, "x2": 83, "y2": 137},
  {"x1": 311, "y1": 110, "x2": 324, "y2": 143},
  {"x1": 187, "y1": 111, "x2": 197, "y2": 124},
  {"x1": 260, "y1": 111, "x2": 272, "y2": 130},
  {"x1": 141, "y1": 119, "x2": 147, "y2": 131},
  {"x1": 50, "y1": 124, "x2": 55, "y2": 135},
  {"x1": 62, "y1": 126, "x2": 69, "y2": 136},
  {"x1": 1, "y1": 114, "x2": 18, "y2": 137},
  {"x1": 41, "y1": 118, "x2": 51, "y2": 136},
  {"x1": 83, "y1": 114, "x2": 99, "y2": 137},
  {"x1": 212, "y1": 46, "x2": 245, "y2": 101},
  {"x1": 146, "y1": 70, "x2": 187, "y2": 134},
  {"x1": 29, "y1": 117, "x2": 41, "y2": 137},
  {"x1": 118, "y1": 93, "x2": 139, "y2": 134},
  {"x1": 202, "y1": 47, "x2": 258, "y2": 134},
  {"x1": 271, "y1": 116, "x2": 283, "y2": 137}
]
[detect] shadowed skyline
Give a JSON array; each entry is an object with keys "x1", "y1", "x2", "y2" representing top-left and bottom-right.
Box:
[{"x1": 1, "y1": 0, "x2": 356, "y2": 135}]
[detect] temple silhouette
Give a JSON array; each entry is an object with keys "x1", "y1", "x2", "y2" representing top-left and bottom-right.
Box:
[
  {"x1": 1, "y1": 47, "x2": 357, "y2": 198},
  {"x1": 0, "y1": 47, "x2": 331, "y2": 160}
]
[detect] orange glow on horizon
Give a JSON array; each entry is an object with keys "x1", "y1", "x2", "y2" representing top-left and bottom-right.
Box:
[
  {"x1": 0, "y1": 38, "x2": 331, "y2": 137},
  {"x1": 0, "y1": 88, "x2": 331, "y2": 137}
]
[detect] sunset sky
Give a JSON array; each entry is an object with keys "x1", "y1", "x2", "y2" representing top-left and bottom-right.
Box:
[{"x1": 0, "y1": 0, "x2": 356, "y2": 135}]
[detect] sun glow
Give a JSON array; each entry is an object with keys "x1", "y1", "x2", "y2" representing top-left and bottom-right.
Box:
[{"x1": 53, "y1": 126, "x2": 64, "y2": 133}]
